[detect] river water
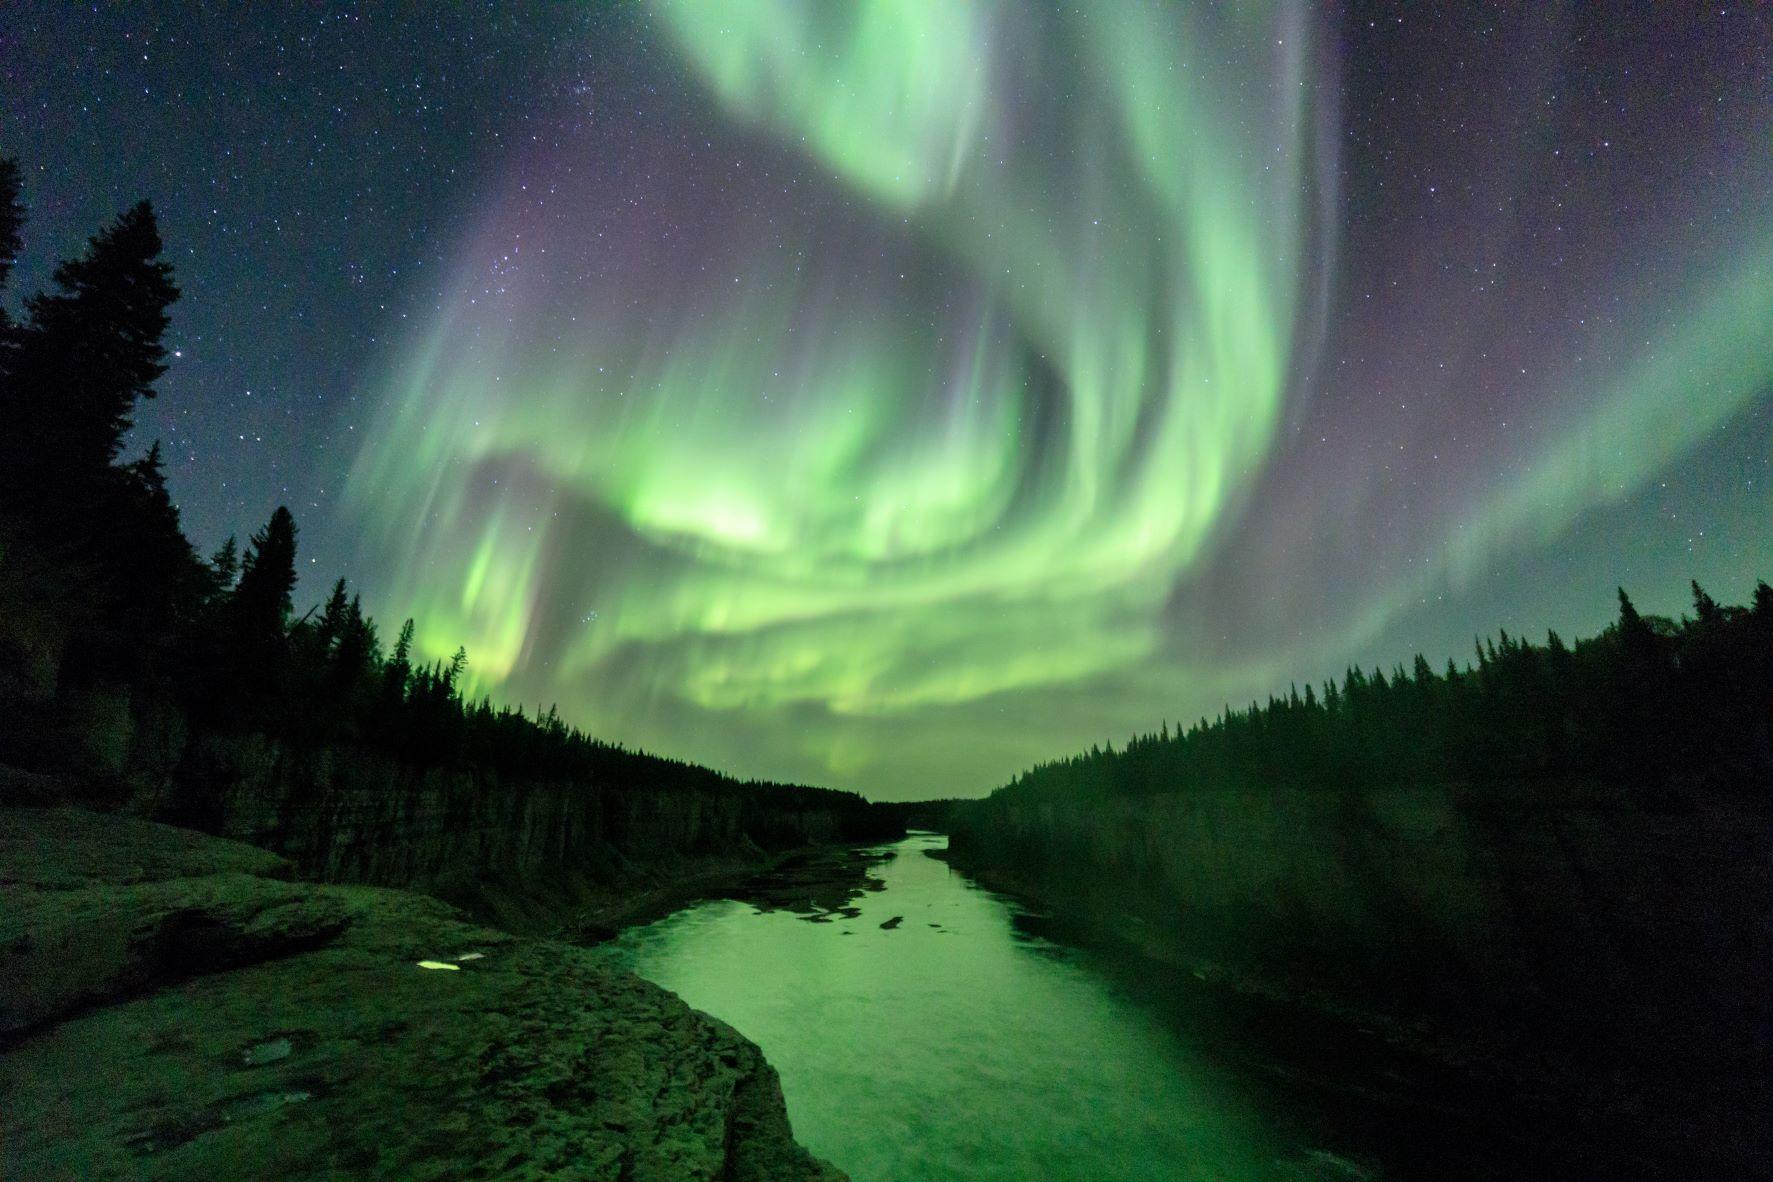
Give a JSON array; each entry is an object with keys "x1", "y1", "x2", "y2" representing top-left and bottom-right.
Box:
[{"x1": 596, "y1": 832, "x2": 1384, "y2": 1181}]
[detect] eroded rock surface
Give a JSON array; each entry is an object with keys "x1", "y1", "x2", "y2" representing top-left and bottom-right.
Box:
[{"x1": 1, "y1": 807, "x2": 844, "y2": 1181}]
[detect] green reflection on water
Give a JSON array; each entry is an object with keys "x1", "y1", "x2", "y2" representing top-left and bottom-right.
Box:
[{"x1": 598, "y1": 834, "x2": 1293, "y2": 1181}]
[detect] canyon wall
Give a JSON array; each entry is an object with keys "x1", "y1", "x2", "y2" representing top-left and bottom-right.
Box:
[
  {"x1": 945, "y1": 783, "x2": 1773, "y2": 1074},
  {"x1": 4, "y1": 685, "x2": 901, "y2": 932}
]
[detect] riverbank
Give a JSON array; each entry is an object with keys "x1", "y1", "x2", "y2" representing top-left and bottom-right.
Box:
[
  {"x1": 0, "y1": 805, "x2": 847, "y2": 1181},
  {"x1": 563, "y1": 843, "x2": 892, "y2": 942},
  {"x1": 938, "y1": 797, "x2": 1773, "y2": 1178}
]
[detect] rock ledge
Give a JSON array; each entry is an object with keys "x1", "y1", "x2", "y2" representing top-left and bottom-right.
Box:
[{"x1": 1, "y1": 807, "x2": 844, "y2": 1181}]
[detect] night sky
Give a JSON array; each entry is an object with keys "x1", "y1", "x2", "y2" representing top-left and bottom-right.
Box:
[{"x1": 5, "y1": 3, "x2": 1770, "y2": 799}]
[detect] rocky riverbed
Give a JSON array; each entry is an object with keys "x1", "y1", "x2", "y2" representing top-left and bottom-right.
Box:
[
  {"x1": 564, "y1": 843, "x2": 890, "y2": 943},
  {"x1": 0, "y1": 806, "x2": 844, "y2": 1181}
]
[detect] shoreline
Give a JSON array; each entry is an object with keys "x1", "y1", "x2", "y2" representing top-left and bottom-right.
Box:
[
  {"x1": 560, "y1": 841, "x2": 894, "y2": 943},
  {"x1": 0, "y1": 804, "x2": 849, "y2": 1180},
  {"x1": 929, "y1": 842, "x2": 1770, "y2": 1179}
]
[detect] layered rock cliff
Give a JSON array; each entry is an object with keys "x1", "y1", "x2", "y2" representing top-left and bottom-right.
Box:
[
  {"x1": 157, "y1": 732, "x2": 896, "y2": 933},
  {"x1": 3, "y1": 686, "x2": 900, "y2": 933},
  {"x1": 945, "y1": 784, "x2": 1773, "y2": 1081}
]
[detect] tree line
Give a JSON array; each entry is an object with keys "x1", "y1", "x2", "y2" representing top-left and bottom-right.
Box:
[
  {"x1": 997, "y1": 581, "x2": 1773, "y2": 806},
  {"x1": 0, "y1": 151, "x2": 877, "y2": 819}
]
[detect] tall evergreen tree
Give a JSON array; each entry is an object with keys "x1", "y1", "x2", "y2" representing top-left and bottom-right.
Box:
[
  {"x1": 209, "y1": 535, "x2": 239, "y2": 593},
  {"x1": 1616, "y1": 587, "x2": 1647, "y2": 638},
  {"x1": 0, "y1": 154, "x2": 26, "y2": 496},
  {"x1": 234, "y1": 506, "x2": 298, "y2": 644},
  {"x1": 0, "y1": 153, "x2": 22, "y2": 312},
  {"x1": 0, "y1": 201, "x2": 178, "y2": 507},
  {"x1": 385, "y1": 617, "x2": 415, "y2": 702},
  {"x1": 1691, "y1": 580, "x2": 1722, "y2": 624},
  {"x1": 111, "y1": 441, "x2": 200, "y2": 624},
  {"x1": 332, "y1": 594, "x2": 377, "y2": 687},
  {"x1": 316, "y1": 577, "x2": 350, "y2": 651}
]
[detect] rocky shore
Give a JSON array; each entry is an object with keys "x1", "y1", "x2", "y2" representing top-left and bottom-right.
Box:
[
  {"x1": 1, "y1": 806, "x2": 845, "y2": 1181},
  {"x1": 562, "y1": 844, "x2": 891, "y2": 943}
]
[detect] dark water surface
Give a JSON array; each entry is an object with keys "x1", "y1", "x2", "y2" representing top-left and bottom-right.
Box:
[{"x1": 598, "y1": 833, "x2": 1395, "y2": 1181}]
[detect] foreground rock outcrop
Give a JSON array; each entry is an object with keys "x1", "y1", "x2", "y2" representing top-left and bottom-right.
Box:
[{"x1": 1, "y1": 807, "x2": 844, "y2": 1181}]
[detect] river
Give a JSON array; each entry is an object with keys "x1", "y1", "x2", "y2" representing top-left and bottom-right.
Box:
[{"x1": 596, "y1": 832, "x2": 1391, "y2": 1181}]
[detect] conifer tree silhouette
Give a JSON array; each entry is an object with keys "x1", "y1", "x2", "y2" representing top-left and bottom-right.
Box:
[
  {"x1": 209, "y1": 535, "x2": 239, "y2": 592},
  {"x1": 0, "y1": 202, "x2": 178, "y2": 509},
  {"x1": 234, "y1": 506, "x2": 298, "y2": 643},
  {"x1": 0, "y1": 154, "x2": 22, "y2": 318}
]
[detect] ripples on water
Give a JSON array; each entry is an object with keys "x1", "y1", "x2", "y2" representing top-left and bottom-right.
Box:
[{"x1": 598, "y1": 833, "x2": 1364, "y2": 1181}]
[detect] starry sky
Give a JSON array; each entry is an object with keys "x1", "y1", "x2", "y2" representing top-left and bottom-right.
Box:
[{"x1": 4, "y1": 3, "x2": 1770, "y2": 799}]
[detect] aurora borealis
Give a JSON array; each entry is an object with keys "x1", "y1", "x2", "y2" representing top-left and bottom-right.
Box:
[
  {"x1": 342, "y1": 1, "x2": 1336, "y2": 790},
  {"x1": 8, "y1": 3, "x2": 1772, "y2": 797}
]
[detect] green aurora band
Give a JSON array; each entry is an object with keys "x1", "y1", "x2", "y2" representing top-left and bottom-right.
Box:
[{"x1": 343, "y1": 2, "x2": 1773, "y2": 797}]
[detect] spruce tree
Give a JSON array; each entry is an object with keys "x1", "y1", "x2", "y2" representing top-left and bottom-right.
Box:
[
  {"x1": 1616, "y1": 587, "x2": 1655, "y2": 657},
  {"x1": 332, "y1": 595, "x2": 377, "y2": 686},
  {"x1": 316, "y1": 577, "x2": 350, "y2": 651},
  {"x1": 209, "y1": 535, "x2": 239, "y2": 593},
  {"x1": 111, "y1": 441, "x2": 200, "y2": 628},
  {"x1": 0, "y1": 156, "x2": 19, "y2": 441},
  {"x1": 0, "y1": 153, "x2": 22, "y2": 313},
  {"x1": 390, "y1": 617, "x2": 414, "y2": 667},
  {"x1": 445, "y1": 645, "x2": 468, "y2": 689},
  {"x1": 234, "y1": 505, "x2": 298, "y2": 644},
  {"x1": 385, "y1": 617, "x2": 415, "y2": 702},
  {"x1": 0, "y1": 202, "x2": 179, "y2": 504},
  {"x1": 1691, "y1": 580, "x2": 1721, "y2": 624}
]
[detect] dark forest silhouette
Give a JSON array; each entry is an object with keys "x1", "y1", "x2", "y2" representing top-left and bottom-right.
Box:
[
  {"x1": 0, "y1": 153, "x2": 881, "y2": 825},
  {"x1": 999, "y1": 581, "x2": 1773, "y2": 806}
]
